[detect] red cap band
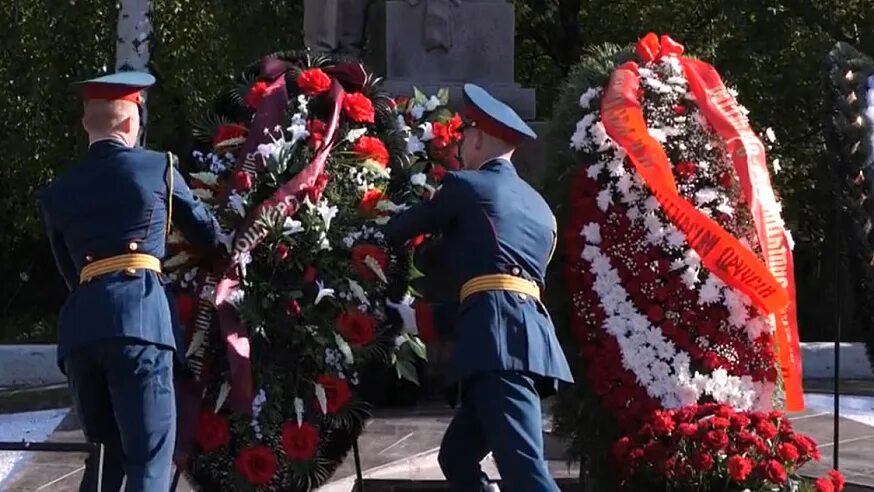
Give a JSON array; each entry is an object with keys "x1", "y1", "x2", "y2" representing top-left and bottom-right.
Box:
[
  {"x1": 463, "y1": 102, "x2": 524, "y2": 146},
  {"x1": 81, "y1": 83, "x2": 143, "y2": 103}
]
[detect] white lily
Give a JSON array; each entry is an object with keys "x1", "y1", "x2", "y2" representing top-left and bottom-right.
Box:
[
  {"x1": 315, "y1": 280, "x2": 335, "y2": 305},
  {"x1": 282, "y1": 217, "x2": 305, "y2": 235},
  {"x1": 406, "y1": 135, "x2": 425, "y2": 154},
  {"x1": 334, "y1": 333, "x2": 355, "y2": 365},
  {"x1": 294, "y1": 397, "x2": 305, "y2": 426},
  {"x1": 345, "y1": 127, "x2": 368, "y2": 143}
]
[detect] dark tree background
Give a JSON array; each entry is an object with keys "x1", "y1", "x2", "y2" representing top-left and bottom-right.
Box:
[{"x1": 1, "y1": 0, "x2": 872, "y2": 342}]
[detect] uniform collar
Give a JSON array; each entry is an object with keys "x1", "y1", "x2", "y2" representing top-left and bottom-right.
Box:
[
  {"x1": 480, "y1": 158, "x2": 516, "y2": 174},
  {"x1": 87, "y1": 138, "x2": 129, "y2": 156}
]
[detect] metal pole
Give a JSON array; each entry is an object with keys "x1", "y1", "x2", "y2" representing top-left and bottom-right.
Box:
[
  {"x1": 352, "y1": 438, "x2": 365, "y2": 491},
  {"x1": 833, "y1": 204, "x2": 842, "y2": 471},
  {"x1": 94, "y1": 443, "x2": 104, "y2": 492}
]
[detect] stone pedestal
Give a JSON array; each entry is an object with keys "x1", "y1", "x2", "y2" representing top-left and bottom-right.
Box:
[{"x1": 369, "y1": 0, "x2": 536, "y2": 119}]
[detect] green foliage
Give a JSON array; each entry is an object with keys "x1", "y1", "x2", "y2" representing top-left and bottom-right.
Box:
[
  {"x1": 0, "y1": 0, "x2": 305, "y2": 341},
  {"x1": 821, "y1": 41, "x2": 874, "y2": 372}
]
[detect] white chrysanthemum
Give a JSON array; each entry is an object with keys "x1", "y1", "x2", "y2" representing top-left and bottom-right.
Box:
[
  {"x1": 581, "y1": 223, "x2": 601, "y2": 244},
  {"x1": 578, "y1": 87, "x2": 602, "y2": 109}
]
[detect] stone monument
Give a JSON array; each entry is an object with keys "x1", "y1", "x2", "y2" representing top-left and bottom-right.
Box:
[
  {"x1": 302, "y1": 0, "x2": 370, "y2": 58},
  {"x1": 368, "y1": 0, "x2": 536, "y2": 120}
]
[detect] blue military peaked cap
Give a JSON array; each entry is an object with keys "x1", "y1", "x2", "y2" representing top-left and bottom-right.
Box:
[
  {"x1": 74, "y1": 71, "x2": 156, "y2": 103},
  {"x1": 462, "y1": 83, "x2": 537, "y2": 145}
]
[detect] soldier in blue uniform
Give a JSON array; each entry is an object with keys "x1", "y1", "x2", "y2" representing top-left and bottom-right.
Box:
[
  {"x1": 38, "y1": 72, "x2": 224, "y2": 492},
  {"x1": 385, "y1": 84, "x2": 573, "y2": 492}
]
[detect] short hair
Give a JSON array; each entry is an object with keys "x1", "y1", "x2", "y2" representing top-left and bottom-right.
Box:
[{"x1": 82, "y1": 99, "x2": 138, "y2": 135}]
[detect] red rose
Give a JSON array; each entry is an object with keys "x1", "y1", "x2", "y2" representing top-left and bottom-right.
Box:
[
  {"x1": 308, "y1": 119, "x2": 328, "y2": 150},
  {"x1": 678, "y1": 422, "x2": 698, "y2": 437},
  {"x1": 343, "y1": 92, "x2": 375, "y2": 123},
  {"x1": 337, "y1": 308, "x2": 378, "y2": 346},
  {"x1": 351, "y1": 244, "x2": 388, "y2": 281},
  {"x1": 430, "y1": 164, "x2": 448, "y2": 182},
  {"x1": 646, "y1": 305, "x2": 664, "y2": 323},
  {"x1": 689, "y1": 451, "x2": 714, "y2": 471},
  {"x1": 718, "y1": 172, "x2": 734, "y2": 188},
  {"x1": 353, "y1": 136, "x2": 390, "y2": 167},
  {"x1": 175, "y1": 293, "x2": 196, "y2": 328},
  {"x1": 359, "y1": 188, "x2": 385, "y2": 217},
  {"x1": 703, "y1": 430, "x2": 729, "y2": 451},
  {"x1": 235, "y1": 445, "x2": 277, "y2": 486},
  {"x1": 727, "y1": 455, "x2": 753, "y2": 481},
  {"x1": 303, "y1": 265, "x2": 318, "y2": 284},
  {"x1": 777, "y1": 442, "x2": 800, "y2": 462},
  {"x1": 757, "y1": 459, "x2": 787, "y2": 484},
  {"x1": 195, "y1": 411, "x2": 230, "y2": 452},
  {"x1": 281, "y1": 421, "x2": 320, "y2": 460},
  {"x1": 827, "y1": 469, "x2": 845, "y2": 490},
  {"x1": 316, "y1": 374, "x2": 351, "y2": 413},
  {"x1": 815, "y1": 478, "x2": 835, "y2": 492},
  {"x1": 213, "y1": 123, "x2": 247, "y2": 150},
  {"x1": 232, "y1": 170, "x2": 253, "y2": 192},
  {"x1": 296, "y1": 68, "x2": 332, "y2": 96},
  {"x1": 244, "y1": 81, "x2": 269, "y2": 109},
  {"x1": 675, "y1": 160, "x2": 697, "y2": 179},
  {"x1": 672, "y1": 104, "x2": 687, "y2": 115},
  {"x1": 275, "y1": 242, "x2": 290, "y2": 261},
  {"x1": 701, "y1": 351, "x2": 722, "y2": 371},
  {"x1": 286, "y1": 299, "x2": 301, "y2": 317},
  {"x1": 648, "y1": 411, "x2": 675, "y2": 435},
  {"x1": 756, "y1": 420, "x2": 778, "y2": 440}
]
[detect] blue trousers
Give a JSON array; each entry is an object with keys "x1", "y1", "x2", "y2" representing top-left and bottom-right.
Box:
[
  {"x1": 438, "y1": 371, "x2": 558, "y2": 492},
  {"x1": 65, "y1": 340, "x2": 176, "y2": 492}
]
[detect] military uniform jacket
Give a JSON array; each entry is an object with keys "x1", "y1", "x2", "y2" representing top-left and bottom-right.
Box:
[
  {"x1": 384, "y1": 159, "x2": 574, "y2": 390},
  {"x1": 38, "y1": 139, "x2": 223, "y2": 366}
]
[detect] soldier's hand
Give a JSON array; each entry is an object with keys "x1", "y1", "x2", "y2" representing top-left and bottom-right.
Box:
[{"x1": 385, "y1": 296, "x2": 418, "y2": 336}]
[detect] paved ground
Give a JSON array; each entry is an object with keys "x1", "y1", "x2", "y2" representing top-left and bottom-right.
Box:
[{"x1": 2, "y1": 392, "x2": 873, "y2": 491}]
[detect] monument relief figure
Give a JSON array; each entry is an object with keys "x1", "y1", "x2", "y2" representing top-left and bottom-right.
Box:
[{"x1": 303, "y1": 0, "x2": 370, "y2": 57}]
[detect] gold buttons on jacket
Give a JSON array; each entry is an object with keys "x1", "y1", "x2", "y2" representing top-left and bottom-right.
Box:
[
  {"x1": 128, "y1": 242, "x2": 139, "y2": 252},
  {"x1": 85, "y1": 255, "x2": 94, "y2": 262},
  {"x1": 511, "y1": 266, "x2": 521, "y2": 276},
  {"x1": 125, "y1": 268, "x2": 137, "y2": 276}
]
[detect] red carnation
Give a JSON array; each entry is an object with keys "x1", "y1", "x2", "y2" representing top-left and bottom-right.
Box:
[
  {"x1": 727, "y1": 455, "x2": 753, "y2": 481},
  {"x1": 648, "y1": 411, "x2": 675, "y2": 435},
  {"x1": 337, "y1": 308, "x2": 378, "y2": 346},
  {"x1": 675, "y1": 160, "x2": 697, "y2": 179},
  {"x1": 281, "y1": 421, "x2": 320, "y2": 460},
  {"x1": 351, "y1": 244, "x2": 388, "y2": 281},
  {"x1": 430, "y1": 164, "x2": 448, "y2": 182},
  {"x1": 757, "y1": 459, "x2": 787, "y2": 484},
  {"x1": 213, "y1": 123, "x2": 247, "y2": 149},
  {"x1": 646, "y1": 305, "x2": 664, "y2": 322},
  {"x1": 195, "y1": 411, "x2": 230, "y2": 452},
  {"x1": 275, "y1": 242, "x2": 290, "y2": 261},
  {"x1": 703, "y1": 430, "x2": 729, "y2": 451},
  {"x1": 678, "y1": 422, "x2": 698, "y2": 437},
  {"x1": 701, "y1": 351, "x2": 722, "y2": 371},
  {"x1": 359, "y1": 188, "x2": 385, "y2": 217},
  {"x1": 296, "y1": 68, "x2": 332, "y2": 96},
  {"x1": 235, "y1": 445, "x2": 277, "y2": 486},
  {"x1": 316, "y1": 374, "x2": 351, "y2": 413},
  {"x1": 232, "y1": 170, "x2": 253, "y2": 192},
  {"x1": 308, "y1": 119, "x2": 329, "y2": 150},
  {"x1": 828, "y1": 469, "x2": 845, "y2": 490},
  {"x1": 815, "y1": 478, "x2": 836, "y2": 492},
  {"x1": 353, "y1": 136, "x2": 390, "y2": 168},
  {"x1": 756, "y1": 420, "x2": 778, "y2": 440},
  {"x1": 689, "y1": 451, "x2": 714, "y2": 471},
  {"x1": 244, "y1": 81, "x2": 269, "y2": 109},
  {"x1": 730, "y1": 413, "x2": 751, "y2": 430},
  {"x1": 431, "y1": 115, "x2": 462, "y2": 149},
  {"x1": 343, "y1": 92, "x2": 375, "y2": 123},
  {"x1": 303, "y1": 265, "x2": 318, "y2": 284},
  {"x1": 719, "y1": 172, "x2": 734, "y2": 188},
  {"x1": 707, "y1": 417, "x2": 731, "y2": 429},
  {"x1": 777, "y1": 442, "x2": 800, "y2": 462},
  {"x1": 286, "y1": 299, "x2": 301, "y2": 317}
]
